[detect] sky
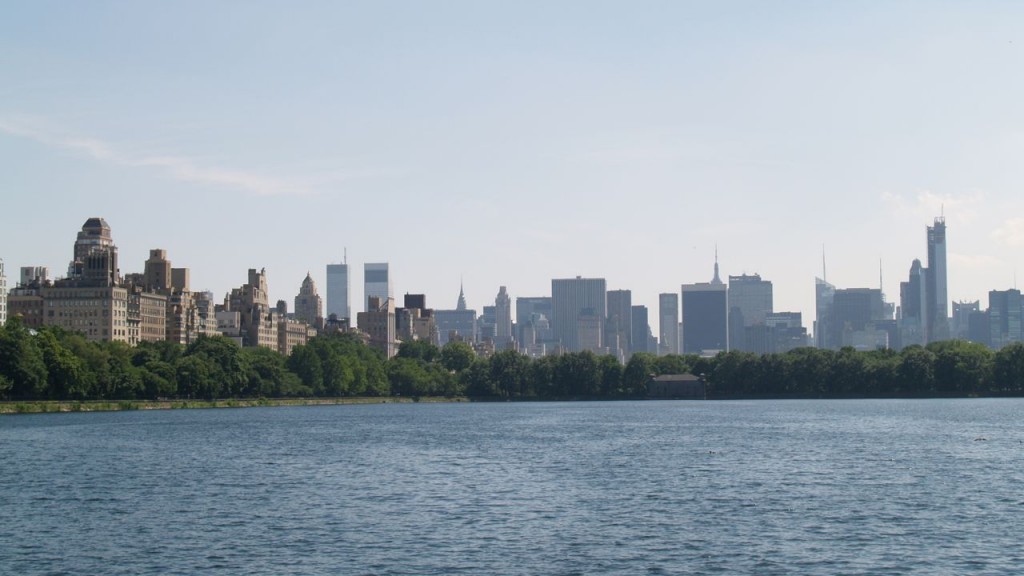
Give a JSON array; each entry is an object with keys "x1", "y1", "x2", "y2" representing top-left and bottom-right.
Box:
[{"x1": 3, "y1": 1, "x2": 1024, "y2": 329}]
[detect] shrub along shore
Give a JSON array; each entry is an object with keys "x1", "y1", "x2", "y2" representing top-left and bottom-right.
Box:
[{"x1": 3, "y1": 316, "x2": 1024, "y2": 413}]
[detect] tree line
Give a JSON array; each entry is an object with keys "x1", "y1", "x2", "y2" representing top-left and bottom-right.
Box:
[{"x1": 3, "y1": 315, "x2": 1024, "y2": 401}]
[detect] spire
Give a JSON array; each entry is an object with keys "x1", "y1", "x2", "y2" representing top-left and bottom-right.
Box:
[
  {"x1": 822, "y1": 244, "x2": 827, "y2": 283},
  {"x1": 711, "y1": 245, "x2": 723, "y2": 285},
  {"x1": 457, "y1": 279, "x2": 467, "y2": 311}
]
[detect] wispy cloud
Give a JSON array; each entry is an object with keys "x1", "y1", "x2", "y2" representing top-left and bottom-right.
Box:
[
  {"x1": 950, "y1": 252, "x2": 1004, "y2": 270},
  {"x1": 991, "y1": 217, "x2": 1024, "y2": 248},
  {"x1": 0, "y1": 116, "x2": 313, "y2": 197},
  {"x1": 881, "y1": 189, "x2": 984, "y2": 224}
]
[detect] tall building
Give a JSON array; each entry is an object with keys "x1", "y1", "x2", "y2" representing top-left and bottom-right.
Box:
[
  {"x1": 631, "y1": 304, "x2": 651, "y2": 355},
  {"x1": 39, "y1": 218, "x2": 134, "y2": 343},
  {"x1": 952, "y1": 300, "x2": 980, "y2": 341},
  {"x1": 225, "y1": 268, "x2": 277, "y2": 350},
  {"x1": 727, "y1": 273, "x2": 773, "y2": 352},
  {"x1": 494, "y1": 286, "x2": 513, "y2": 349},
  {"x1": 814, "y1": 277, "x2": 836, "y2": 349},
  {"x1": 294, "y1": 272, "x2": 323, "y2": 327},
  {"x1": 831, "y1": 288, "x2": 889, "y2": 350},
  {"x1": 658, "y1": 293, "x2": 679, "y2": 355},
  {"x1": 396, "y1": 294, "x2": 436, "y2": 344},
  {"x1": 765, "y1": 312, "x2": 808, "y2": 353},
  {"x1": 606, "y1": 289, "x2": 633, "y2": 358},
  {"x1": 898, "y1": 259, "x2": 928, "y2": 349},
  {"x1": 988, "y1": 289, "x2": 1022, "y2": 350},
  {"x1": 551, "y1": 277, "x2": 607, "y2": 353},
  {"x1": 68, "y1": 217, "x2": 117, "y2": 281},
  {"x1": 357, "y1": 296, "x2": 397, "y2": 358},
  {"x1": 681, "y1": 283, "x2": 728, "y2": 355},
  {"x1": 364, "y1": 263, "x2": 391, "y2": 313},
  {"x1": 0, "y1": 258, "x2": 6, "y2": 326},
  {"x1": 326, "y1": 263, "x2": 350, "y2": 322},
  {"x1": 516, "y1": 297, "x2": 552, "y2": 349},
  {"x1": 20, "y1": 266, "x2": 49, "y2": 287},
  {"x1": 680, "y1": 256, "x2": 729, "y2": 355},
  {"x1": 925, "y1": 216, "x2": 949, "y2": 342}
]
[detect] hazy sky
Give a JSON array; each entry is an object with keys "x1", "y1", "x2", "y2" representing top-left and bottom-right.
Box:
[{"x1": 3, "y1": 1, "x2": 1024, "y2": 327}]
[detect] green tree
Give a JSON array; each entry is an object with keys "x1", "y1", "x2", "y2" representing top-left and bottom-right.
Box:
[
  {"x1": 185, "y1": 335, "x2": 249, "y2": 397},
  {"x1": 36, "y1": 329, "x2": 89, "y2": 399},
  {"x1": 928, "y1": 340, "x2": 993, "y2": 395},
  {"x1": 622, "y1": 352, "x2": 657, "y2": 397},
  {"x1": 287, "y1": 344, "x2": 324, "y2": 394},
  {"x1": 489, "y1": 349, "x2": 530, "y2": 398},
  {"x1": 175, "y1": 355, "x2": 219, "y2": 399},
  {"x1": 598, "y1": 354, "x2": 623, "y2": 397},
  {"x1": 441, "y1": 341, "x2": 476, "y2": 373},
  {"x1": 0, "y1": 316, "x2": 48, "y2": 399},
  {"x1": 397, "y1": 339, "x2": 440, "y2": 363},
  {"x1": 898, "y1": 346, "x2": 935, "y2": 395},
  {"x1": 991, "y1": 342, "x2": 1024, "y2": 394}
]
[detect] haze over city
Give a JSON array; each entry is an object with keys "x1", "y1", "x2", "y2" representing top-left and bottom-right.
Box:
[{"x1": 3, "y1": 1, "x2": 1024, "y2": 319}]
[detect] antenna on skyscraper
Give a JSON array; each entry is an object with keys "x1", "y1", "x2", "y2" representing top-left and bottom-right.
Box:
[
  {"x1": 822, "y1": 245, "x2": 827, "y2": 283},
  {"x1": 344, "y1": 247, "x2": 348, "y2": 265}
]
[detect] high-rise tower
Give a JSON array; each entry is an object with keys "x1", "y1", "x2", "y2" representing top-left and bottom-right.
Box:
[
  {"x1": 295, "y1": 272, "x2": 323, "y2": 326},
  {"x1": 494, "y1": 286, "x2": 513, "y2": 349},
  {"x1": 364, "y1": 263, "x2": 392, "y2": 313},
  {"x1": 326, "y1": 262, "x2": 350, "y2": 321},
  {"x1": 658, "y1": 293, "x2": 679, "y2": 355},
  {"x1": 0, "y1": 258, "x2": 6, "y2": 326},
  {"x1": 551, "y1": 277, "x2": 607, "y2": 353},
  {"x1": 925, "y1": 217, "x2": 949, "y2": 342}
]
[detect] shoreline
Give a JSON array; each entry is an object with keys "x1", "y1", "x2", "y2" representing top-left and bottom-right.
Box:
[{"x1": 0, "y1": 396, "x2": 469, "y2": 415}]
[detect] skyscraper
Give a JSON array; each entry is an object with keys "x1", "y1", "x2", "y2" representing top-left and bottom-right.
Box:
[
  {"x1": 925, "y1": 216, "x2": 949, "y2": 342},
  {"x1": 551, "y1": 277, "x2": 607, "y2": 353},
  {"x1": 727, "y1": 273, "x2": 773, "y2": 352},
  {"x1": 364, "y1": 263, "x2": 392, "y2": 313},
  {"x1": 294, "y1": 272, "x2": 323, "y2": 327},
  {"x1": 0, "y1": 258, "x2": 6, "y2": 326},
  {"x1": 631, "y1": 304, "x2": 651, "y2": 355},
  {"x1": 494, "y1": 286, "x2": 513, "y2": 349},
  {"x1": 681, "y1": 282, "x2": 728, "y2": 354},
  {"x1": 658, "y1": 293, "x2": 679, "y2": 355},
  {"x1": 326, "y1": 263, "x2": 350, "y2": 321},
  {"x1": 988, "y1": 289, "x2": 1022, "y2": 350},
  {"x1": 606, "y1": 289, "x2": 633, "y2": 358},
  {"x1": 681, "y1": 257, "x2": 729, "y2": 355},
  {"x1": 898, "y1": 259, "x2": 927, "y2": 348},
  {"x1": 814, "y1": 277, "x2": 836, "y2": 349},
  {"x1": 831, "y1": 288, "x2": 888, "y2": 350}
]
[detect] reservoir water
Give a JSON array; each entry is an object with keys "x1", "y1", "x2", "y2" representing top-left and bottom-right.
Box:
[{"x1": 2, "y1": 399, "x2": 1023, "y2": 575}]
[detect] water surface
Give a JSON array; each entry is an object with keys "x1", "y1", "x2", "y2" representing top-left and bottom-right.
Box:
[{"x1": 2, "y1": 399, "x2": 1022, "y2": 574}]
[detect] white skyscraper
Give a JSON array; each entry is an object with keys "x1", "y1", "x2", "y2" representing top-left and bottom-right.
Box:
[
  {"x1": 0, "y1": 258, "x2": 7, "y2": 326},
  {"x1": 364, "y1": 263, "x2": 392, "y2": 313},
  {"x1": 326, "y1": 263, "x2": 350, "y2": 321}
]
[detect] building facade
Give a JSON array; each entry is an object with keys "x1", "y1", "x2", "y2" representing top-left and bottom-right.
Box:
[
  {"x1": 681, "y1": 282, "x2": 728, "y2": 355},
  {"x1": 606, "y1": 289, "x2": 632, "y2": 359},
  {"x1": 658, "y1": 292, "x2": 679, "y2": 355},
  {"x1": 364, "y1": 263, "x2": 392, "y2": 313},
  {"x1": 326, "y1": 263, "x2": 350, "y2": 322},
  {"x1": 494, "y1": 286, "x2": 513, "y2": 349},
  {"x1": 294, "y1": 272, "x2": 323, "y2": 328},
  {"x1": 925, "y1": 217, "x2": 949, "y2": 342},
  {"x1": 551, "y1": 277, "x2": 607, "y2": 353},
  {"x1": 0, "y1": 258, "x2": 6, "y2": 326},
  {"x1": 988, "y1": 289, "x2": 1022, "y2": 350},
  {"x1": 357, "y1": 295, "x2": 397, "y2": 358},
  {"x1": 727, "y1": 273, "x2": 773, "y2": 352}
]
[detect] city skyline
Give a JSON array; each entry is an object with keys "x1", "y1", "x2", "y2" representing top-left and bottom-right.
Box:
[{"x1": 4, "y1": 2, "x2": 1024, "y2": 319}]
